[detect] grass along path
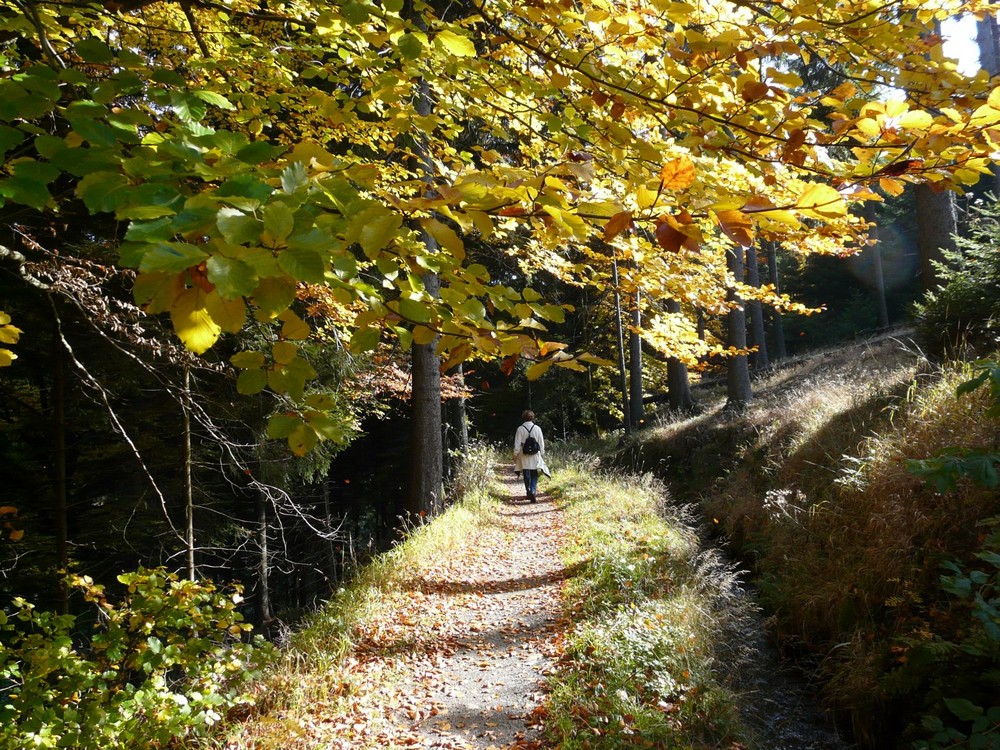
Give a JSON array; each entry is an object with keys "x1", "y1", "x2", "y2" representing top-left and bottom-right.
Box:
[{"x1": 225, "y1": 451, "x2": 752, "y2": 749}]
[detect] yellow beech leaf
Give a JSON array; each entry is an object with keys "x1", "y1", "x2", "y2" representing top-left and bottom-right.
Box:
[
  {"x1": 636, "y1": 183, "x2": 660, "y2": 210},
  {"x1": 796, "y1": 183, "x2": 846, "y2": 219},
  {"x1": 879, "y1": 177, "x2": 905, "y2": 197},
  {"x1": 435, "y1": 30, "x2": 475, "y2": 57},
  {"x1": 970, "y1": 104, "x2": 1000, "y2": 127},
  {"x1": 171, "y1": 288, "x2": 222, "y2": 354},
  {"x1": 0, "y1": 349, "x2": 15, "y2": 367},
  {"x1": 272, "y1": 340, "x2": 298, "y2": 365},
  {"x1": 279, "y1": 310, "x2": 311, "y2": 340},
  {"x1": 525, "y1": 359, "x2": 554, "y2": 380},
  {"x1": 469, "y1": 209, "x2": 494, "y2": 239},
  {"x1": 412, "y1": 325, "x2": 437, "y2": 345},
  {"x1": 204, "y1": 291, "x2": 246, "y2": 334},
  {"x1": 988, "y1": 85, "x2": 1000, "y2": 110},
  {"x1": 421, "y1": 217, "x2": 465, "y2": 261},
  {"x1": 659, "y1": 156, "x2": 696, "y2": 190},
  {"x1": 898, "y1": 110, "x2": 933, "y2": 130}
]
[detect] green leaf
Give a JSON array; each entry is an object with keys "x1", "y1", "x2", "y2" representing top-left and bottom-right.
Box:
[
  {"x1": 267, "y1": 413, "x2": 301, "y2": 439},
  {"x1": 236, "y1": 368, "x2": 267, "y2": 395},
  {"x1": 357, "y1": 208, "x2": 403, "y2": 257},
  {"x1": 288, "y1": 423, "x2": 318, "y2": 456},
  {"x1": 207, "y1": 256, "x2": 257, "y2": 298},
  {"x1": 305, "y1": 412, "x2": 345, "y2": 442},
  {"x1": 350, "y1": 326, "x2": 381, "y2": 352},
  {"x1": 0, "y1": 126, "x2": 24, "y2": 158},
  {"x1": 278, "y1": 248, "x2": 325, "y2": 283},
  {"x1": 217, "y1": 207, "x2": 263, "y2": 245},
  {"x1": 396, "y1": 297, "x2": 433, "y2": 323},
  {"x1": 253, "y1": 277, "x2": 297, "y2": 320},
  {"x1": 170, "y1": 91, "x2": 208, "y2": 122},
  {"x1": 69, "y1": 117, "x2": 117, "y2": 147},
  {"x1": 263, "y1": 202, "x2": 295, "y2": 242},
  {"x1": 342, "y1": 2, "x2": 369, "y2": 24},
  {"x1": 231, "y1": 351, "x2": 266, "y2": 369},
  {"x1": 272, "y1": 341, "x2": 298, "y2": 365},
  {"x1": 383, "y1": 0, "x2": 404, "y2": 12},
  {"x1": 77, "y1": 172, "x2": 131, "y2": 213},
  {"x1": 75, "y1": 37, "x2": 115, "y2": 63},
  {"x1": 398, "y1": 33, "x2": 423, "y2": 60},
  {"x1": 281, "y1": 162, "x2": 309, "y2": 194},
  {"x1": 945, "y1": 698, "x2": 984, "y2": 722},
  {"x1": 193, "y1": 90, "x2": 236, "y2": 110},
  {"x1": 0, "y1": 176, "x2": 50, "y2": 210},
  {"x1": 236, "y1": 141, "x2": 286, "y2": 165},
  {"x1": 140, "y1": 242, "x2": 209, "y2": 273}
]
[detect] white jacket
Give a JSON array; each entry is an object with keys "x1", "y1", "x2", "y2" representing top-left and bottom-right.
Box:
[{"x1": 514, "y1": 421, "x2": 545, "y2": 471}]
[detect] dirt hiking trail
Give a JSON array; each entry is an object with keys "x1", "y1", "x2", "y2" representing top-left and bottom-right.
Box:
[{"x1": 323, "y1": 475, "x2": 569, "y2": 749}]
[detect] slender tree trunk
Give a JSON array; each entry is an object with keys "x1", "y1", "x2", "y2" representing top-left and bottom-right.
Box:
[
  {"x1": 255, "y1": 485, "x2": 271, "y2": 627},
  {"x1": 745, "y1": 246, "x2": 769, "y2": 371},
  {"x1": 321, "y1": 479, "x2": 338, "y2": 586},
  {"x1": 443, "y1": 363, "x2": 469, "y2": 484},
  {"x1": 864, "y1": 203, "x2": 890, "y2": 328},
  {"x1": 978, "y1": 15, "x2": 1000, "y2": 195},
  {"x1": 915, "y1": 185, "x2": 957, "y2": 291},
  {"x1": 766, "y1": 242, "x2": 787, "y2": 361},
  {"x1": 726, "y1": 246, "x2": 753, "y2": 409},
  {"x1": 611, "y1": 255, "x2": 631, "y2": 434},
  {"x1": 665, "y1": 299, "x2": 695, "y2": 413},
  {"x1": 52, "y1": 327, "x2": 69, "y2": 614},
  {"x1": 182, "y1": 365, "x2": 196, "y2": 581},
  {"x1": 628, "y1": 290, "x2": 644, "y2": 428}
]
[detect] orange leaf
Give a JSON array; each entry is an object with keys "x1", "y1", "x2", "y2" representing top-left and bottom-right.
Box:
[
  {"x1": 592, "y1": 90, "x2": 609, "y2": 107},
  {"x1": 603, "y1": 210, "x2": 633, "y2": 241},
  {"x1": 655, "y1": 219, "x2": 686, "y2": 253},
  {"x1": 500, "y1": 355, "x2": 518, "y2": 376},
  {"x1": 717, "y1": 209, "x2": 755, "y2": 247},
  {"x1": 659, "y1": 157, "x2": 696, "y2": 190},
  {"x1": 741, "y1": 80, "x2": 770, "y2": 102},
  {"x1": 0, "y1": 506, "x2": 17, "y2": 517},
  {"x1": 9, "y1": 528, "x2": 24, "y2": 542},
  {"x1": 610, "y1": 99, "x2": 626, "y2": 119},
  {"x1": 498, "y1": 205, "x2": 527, "y2": 216}
]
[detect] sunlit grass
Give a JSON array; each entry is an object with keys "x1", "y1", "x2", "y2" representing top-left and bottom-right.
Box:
[{"x1": 545, "y1": 464, "x2": 751, "y2": 749}]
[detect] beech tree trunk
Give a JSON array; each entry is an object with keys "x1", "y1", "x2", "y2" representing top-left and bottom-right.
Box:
[
  {"x1": 611, "y1": 256, "x2": 631, "y2": 433},
  {"x1": 915, "y1": 185, "x2": 957, "y2": 291},
  {"x1": 52, "y1": 326, "x2": 69, "y2": 614},
  {"x1": 745, "y1": 246, "x2": 769, "y2": 371},
  {"x1": 864, "y1": 203, "x2": 890, "y2": 329},
  {"x1": 628, "y1": 291, "x2": 644, "y2": 429},
  {"x1": 255, "y1": 482, "x2": 272, "y2": 627},
  {"x1": 665, "y1": 299, "x2": 695, "y2": 413},
  {"x1": 182, "y1": 365, "x2": 196, "y2": 581},
  {"x1": 443, "y1": 363, "x2": 469, "y2": 483},
  {"x1": 978, "y1": 16, "x2": 1000, "y2": 195},
  {"x1": 766, "y1": 242, "x2": 787, "y2": 361},
  {"x1": 726, "y1": 246, "x2": 752, "y2": 409}
]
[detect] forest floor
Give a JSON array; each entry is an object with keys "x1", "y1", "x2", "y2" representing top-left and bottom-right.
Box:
[{"x1": 293, "y1": 474, "x2": 569, "y2": 750}]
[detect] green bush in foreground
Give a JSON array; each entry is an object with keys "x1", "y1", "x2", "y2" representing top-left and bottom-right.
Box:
[{"x1": 0, "y1": 568, "x2": 270, "y2": 750}]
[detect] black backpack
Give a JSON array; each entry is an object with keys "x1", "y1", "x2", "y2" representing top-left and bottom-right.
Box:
[{"x1": 521, "y1": 424, "x2": 540, "y2": 455}]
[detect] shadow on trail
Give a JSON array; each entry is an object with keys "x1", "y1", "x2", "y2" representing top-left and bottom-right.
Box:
[{"x1": 404, "y1": 560, "x2": 587, "y2": 597}]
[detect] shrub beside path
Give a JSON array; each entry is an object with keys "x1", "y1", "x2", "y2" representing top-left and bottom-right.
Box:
[{"x1": 301, "y1": 475, "x2": 569, "y2": 749}]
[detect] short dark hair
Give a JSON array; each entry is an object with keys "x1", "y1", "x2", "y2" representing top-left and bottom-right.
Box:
[{"x1": 521, "y1": 410, "x2": 535, "y2": 421}]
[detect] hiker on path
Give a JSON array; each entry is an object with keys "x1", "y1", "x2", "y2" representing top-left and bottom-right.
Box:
[{"x1": 514, "y1": 410, "x2": 545, "y2": 503}]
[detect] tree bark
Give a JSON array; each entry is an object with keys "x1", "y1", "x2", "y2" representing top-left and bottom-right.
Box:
[
  {"x1": 443, "y1": 362, "x2": 469, "y2": 483},
  {"x1": 665, "y1": 299, "x2": 695, "y2": 413},
  {"x1": 978, "y1": 15, "x2": 1000, "y2": 195},
  {"x1": 628, "y1": 290, "x2": 644, "y2": 428},
  {"x1": 745, "y1": 245, "x2": 769, "y2": 371},
  {"x1": 864, "y1": 203, "x2": 890, "y2": 329},
  {"x1": 766, "y1": 242, "x2": 787, "y2": 361},
  {"x1": 725, "y1": 246, "x2": 753, "y2": 410},
  {"x1": 255, "y1": 486, "x2": 271, "y2": 627},
  {"x1": 611, "y1": 255, "x2": 631, "y2": 434},
  {"x1": 915, "y1": 185, "x2": 958, "y2": 291},
  {"x1": 182, "y1": 365, "x2": 196, "y2": 581},
  {"x1": 52, "y1": 325, "x2": 69, "y2": 614}
]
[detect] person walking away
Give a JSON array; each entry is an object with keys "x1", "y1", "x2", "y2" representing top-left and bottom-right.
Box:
[{"x1": 514, "y1": 410, "x2": 545, "y2": 503}]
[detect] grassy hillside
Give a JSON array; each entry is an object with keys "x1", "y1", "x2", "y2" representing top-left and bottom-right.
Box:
[{"x1": 619, "y1": 337, "x2": 1000, "y2": 749}]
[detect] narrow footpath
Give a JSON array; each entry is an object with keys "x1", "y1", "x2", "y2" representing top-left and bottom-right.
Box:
[{"x1": 324, "y1": 476, "x2": 569, "y2": 749}]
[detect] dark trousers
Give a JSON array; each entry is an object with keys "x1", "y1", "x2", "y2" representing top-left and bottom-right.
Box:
[{"x1": 522, "y1": 469, "x2": 539, "y2": 496}]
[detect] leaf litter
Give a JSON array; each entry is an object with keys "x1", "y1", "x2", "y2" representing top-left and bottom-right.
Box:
[{"x1": 279, "y1": 475, "x2": 569, "y2": 749}]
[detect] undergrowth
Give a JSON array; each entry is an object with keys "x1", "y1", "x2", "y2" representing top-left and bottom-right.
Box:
[
  {"x1": 543, "y1": 455, "x2": 752, "y2": 750},
  {"x1": 626, "y1": 338, "x2": 1000, "y2": 749}
]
